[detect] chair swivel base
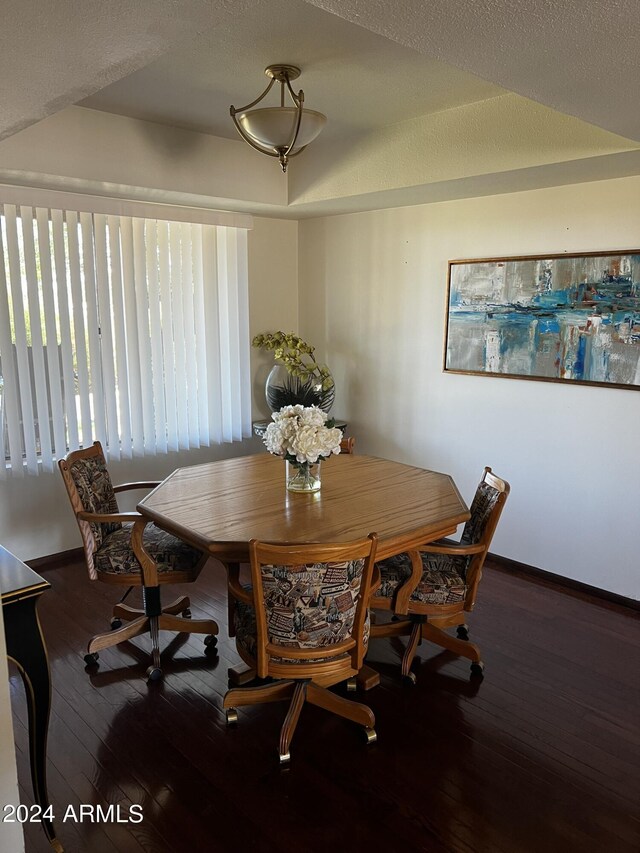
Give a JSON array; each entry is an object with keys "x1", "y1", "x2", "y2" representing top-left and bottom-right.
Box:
[
  {"x1": 223, "y1": 678, "x2": 376, "y2": 763},
  {"x1": 84, "y1": 604, "x2": 219, "y2": 681},
  {"x1": 110, "y1": 594, "x2": 192, "y2": 629},
  {"x1": 371, "y1": 616, "x2": 483, "y2": 683}
]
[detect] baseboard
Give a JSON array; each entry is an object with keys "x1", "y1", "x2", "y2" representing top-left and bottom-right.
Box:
[
  {"x1": 27, "y1": 546, "x2": 84, "y2": 572},
  {"x1": 487, "y1": 552, "x2": 639, "y2": 612}
]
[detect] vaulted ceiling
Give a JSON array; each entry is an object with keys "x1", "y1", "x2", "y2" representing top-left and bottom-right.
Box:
[{"x1": 1, "y1": 0, "x2": 639, "y2": 216}]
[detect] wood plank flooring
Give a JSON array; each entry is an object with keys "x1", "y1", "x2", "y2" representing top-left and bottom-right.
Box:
[{"x1": 9, "y1": 558, "x2": 640, "y2": 853}]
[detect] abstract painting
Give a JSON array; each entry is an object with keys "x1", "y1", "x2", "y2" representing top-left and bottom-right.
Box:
[{"x1": 444, "y1": 251, "x2": 640, "y2": 389}]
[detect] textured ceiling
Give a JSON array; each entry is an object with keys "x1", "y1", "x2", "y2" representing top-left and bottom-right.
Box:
[
  {"x1": 4, "y1": 0, "x2": 639, "y2": 145},
  {"x1": 1, "y1": 0, "x2": 639, "y2": 216},
  {"x1": 80, "y1": 0, "x2": 503, "y2": 141},
  {"x1": 0, "y1": 0, "x2": 231, "y2": 141},
  {"x1": 302, "y1": 0, "x2": 640, "y2": 142}
]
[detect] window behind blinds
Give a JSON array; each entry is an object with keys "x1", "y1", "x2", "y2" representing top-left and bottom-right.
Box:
[{"x1": 0, "y1": 204, "x2": 251, "y2": 476}]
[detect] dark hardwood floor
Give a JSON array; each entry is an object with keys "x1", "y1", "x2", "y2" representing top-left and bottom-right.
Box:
[{"x1": 10, "y1": 558, "x2": 640, "y2": 853}]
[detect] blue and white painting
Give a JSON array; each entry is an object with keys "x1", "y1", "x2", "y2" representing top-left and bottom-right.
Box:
[{"x1": 445, "y1": 252, "x2": 640, "y2": 388}]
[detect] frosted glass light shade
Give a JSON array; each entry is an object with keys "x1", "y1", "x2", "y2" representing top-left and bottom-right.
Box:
[{"x1": 237, "y1": 107, "x2": 327, "y2": 153}]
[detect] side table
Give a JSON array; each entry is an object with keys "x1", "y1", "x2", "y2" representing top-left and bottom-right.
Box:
[{"x1": 1, "y1": 546, "x2": 62, "y2": 852}]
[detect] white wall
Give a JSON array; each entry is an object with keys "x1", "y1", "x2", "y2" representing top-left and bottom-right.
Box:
[
  {"x1": 247, "y1": 217, "x2": 298, "y2": 419},
  {"x1": 0, "y1": 215, "x2": 298, "y2": 560},
  {"x1": 298, "y1": 175, "x2": 640, "y2": 600}
]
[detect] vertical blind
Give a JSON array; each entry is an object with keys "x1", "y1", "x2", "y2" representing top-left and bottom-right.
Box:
[{"x1": 0, "y1": 203, "x2": 252, "y2": 477}]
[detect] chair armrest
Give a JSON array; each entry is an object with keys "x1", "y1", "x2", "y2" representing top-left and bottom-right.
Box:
[
  {"x1": 393, "y1": 550, "x2": 424, "y2": 615},
  {"x1": 77, "y1": 510, "x2": 142, "y2": 524},
  {"x1": 113, "y1": 482, "x2": 161, "y2": 493},
  {"x1": 227, "y1": 576, "x2": 253, "y2": 606},
  {"x1": 419, "y1": 542, "x2": 486, "y2": 556}
]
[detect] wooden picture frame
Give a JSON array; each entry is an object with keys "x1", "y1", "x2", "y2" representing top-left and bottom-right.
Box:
[{"x1": 444, "y1": 250, "x2": 640, "y2": 390}]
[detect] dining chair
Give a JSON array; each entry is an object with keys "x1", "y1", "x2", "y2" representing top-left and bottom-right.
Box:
[
  {"x1": 370, "y1": 467, "x2": 510, "y2": 683},
  {"x1": 59, "y1": 441, "x2": 218, "y2": 682},
  {"x1": 340, "y1": 436, "x2": 355, "y2": 453},
  {"x1": 223, "y1": 534, "x2": 379, "y2": 763}
]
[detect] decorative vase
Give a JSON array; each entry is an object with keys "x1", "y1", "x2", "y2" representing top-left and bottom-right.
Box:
[
  {"x1": 285, "y1": 460, "x2": 322, "y2": 493},
  {"x1": 265, "y1": 364, "x2": 335, "y2": 414}
]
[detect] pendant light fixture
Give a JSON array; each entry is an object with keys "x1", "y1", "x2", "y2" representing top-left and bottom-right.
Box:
[{"x1": 230, "y1": 64, "x2": 326, "y2": 173}]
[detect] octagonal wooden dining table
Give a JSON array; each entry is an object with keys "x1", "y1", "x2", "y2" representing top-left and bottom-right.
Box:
[{"x1": 136, "y1": 452, "x2": 470, "y2": 687}]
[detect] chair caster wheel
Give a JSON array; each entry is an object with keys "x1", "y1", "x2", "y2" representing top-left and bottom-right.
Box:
[
  {"x1": 182, "y1": 608, "x2": 191, "y2": 618},
  {"x1": 204, "y1": 635, "x2": 218, "y2": 654},
  {"x1": 110, "y1": 617, "x2": 122, "y2": 630},
  {"x1": 226, "y1": 708, "x2": 238, "y2": 726},
  {"x1": 146, "y1": 666, "x2": 163, "y2": 682},
  {"x1": 364, "y1": 727, "x2": 377, "y2": 744},
  {"x1": 456, "y1": 624, "x2": 469, "y2": 640},
  {"x1": 402, "y1": 671, "x2": 417, "y2": 686},
  {"x1": 279, "y1": 751, "x2": 291, "y2": 765},
  {"x1": 346, "y1": 677, "x2": 357, "y2": 693},
  {"x1": 84, "y1": 652, "x2": 99, "y2": 666},
  {"x1": 470, "y1": 662, "x2": 484, "y2": 678}
]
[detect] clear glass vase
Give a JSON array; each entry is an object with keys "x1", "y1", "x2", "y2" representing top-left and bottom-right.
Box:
[
  {"x1": 285, "y1": 460, "x2": 322, "y2": 492},
  {"x1": 266, "y1": 364, "x2": 335, "y2": 413}
]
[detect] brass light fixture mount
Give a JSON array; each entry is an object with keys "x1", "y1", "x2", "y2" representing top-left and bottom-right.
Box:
[
  {"x1": 266, "y1": 63, "x2": 302, "y2": 82},
  {"x1": 230, "y1": 64, "x2": 326, "y2": 173}
]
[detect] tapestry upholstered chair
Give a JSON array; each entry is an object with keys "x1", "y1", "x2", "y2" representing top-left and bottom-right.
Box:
[
  {"x1": 224, "y1": 435, "x2": 354, "y2": 681},
  {"x1": 370, "y1": 467, "x2": 510, "y2": 684},
  {"x1": 59, "y1": 441, "x2": 218, "y2": 682},
  {"x1": 223, "y1": 535, "x2": 379, "y2": 764}
]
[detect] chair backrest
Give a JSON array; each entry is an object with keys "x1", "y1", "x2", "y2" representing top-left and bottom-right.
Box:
[
  {"x1": 340, "y1": 437, "x2": 355, "y2": 454},
  {"x1": 461, "y1": 467, "x2": 510, "y2": 547},
  {"x1": 461, "y1": 467, "x2": 510, "y2": 608},
  {"x1": 249, "y1": 535, "x2": 378, "y2": 678},
  {"x1": 58, "y1": 441, "x2": 121, "y2": 579}
]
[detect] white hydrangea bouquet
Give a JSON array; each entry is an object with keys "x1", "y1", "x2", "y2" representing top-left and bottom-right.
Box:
[{"x1": 264, "y1": 404, "x2": 342, "y2": 492}]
